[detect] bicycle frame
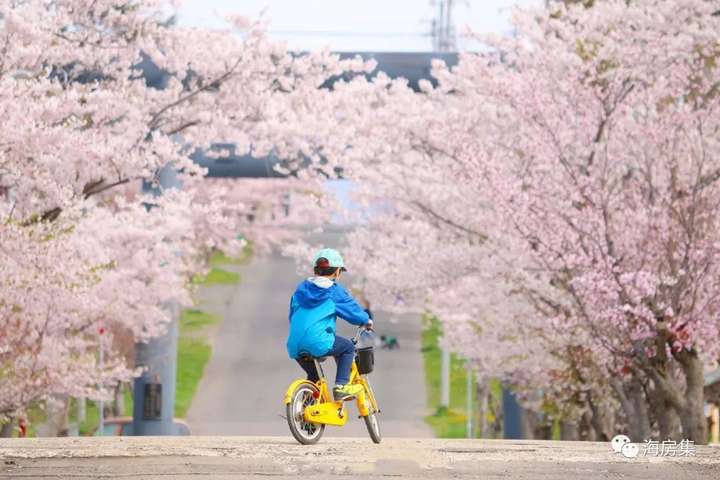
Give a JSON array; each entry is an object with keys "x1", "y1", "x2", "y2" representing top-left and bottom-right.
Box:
[{"x1": 283, "y1": 358, "x2": 379, "y2": 427}]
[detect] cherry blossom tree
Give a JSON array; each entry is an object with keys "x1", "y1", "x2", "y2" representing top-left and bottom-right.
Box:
[
  {"x1": 310, "y1": 0, "x2": 720, "y2": 442},
  {"x1": 0, "y1": 0, "x2": 367, "y2": 424}
]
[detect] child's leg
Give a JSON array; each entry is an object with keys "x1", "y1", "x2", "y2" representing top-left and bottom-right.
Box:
[
  {"x1": 325, "y1": 336, "x2": 355, "y2": 385},
  {"x1": 296, "y1": 358, "x2": 320, "y2": 383}
]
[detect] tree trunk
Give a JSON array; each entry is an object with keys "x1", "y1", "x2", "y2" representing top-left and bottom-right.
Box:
[
  {"x1": 522, "y1": 408, "x2": 539, "y2": 440},
  {"x1": 656, "y1": 397, "x2": 682, "y2": 441},
  {"x1": 489, "y1": 391, "x2": 503, "y2": 439},
  {"x1": 678, "y1": 351, "x2": 708, "y2": 444},
  {"x1": 39, "y1": 396, "x2": 70, "y2": 437},
  {"x1": 627, "y1": 378, "x2": 651, "y2": 441},
  {"x1": 560, "y1": 420, "x2": 579, "y2": 440},
  {"x1": 532, "y1": 410, "x2": 552, "y2": 440},
  {"x1": 476, "y1": 382, "x2": 489, "y2": 438},
  {"x1": 587, "y1": 397, "x2": 613, "y2": 442},
  {"x1": 112, "y1": 383, "x2": 124, "y2": 417},
  {"x1": 611, "y1": 377, "x2": 651, "y2": 442},
  {"x1": 583, "y1": 409, "x2": 600, "y2": 441},
  {"x1": 0, "y1": 417, "x2": 14, "y2": 438}
]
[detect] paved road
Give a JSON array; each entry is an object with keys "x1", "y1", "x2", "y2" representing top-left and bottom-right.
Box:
[
  {"x1": 186, "y1": 231, "x2": 431, "y2": 438},
  {"x1": 1, "y1": 437, "x2": 718, "y2": 479}
]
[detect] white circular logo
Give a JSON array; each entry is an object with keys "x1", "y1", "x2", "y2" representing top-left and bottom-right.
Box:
[
  {"x1": 611, "y1": 434, "x2": 631, "y2": 453},
  {"x1": 621, "y1": 443, "x2": 639, "y2": 458}
]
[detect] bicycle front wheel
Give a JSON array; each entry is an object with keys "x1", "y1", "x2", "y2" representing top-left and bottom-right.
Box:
[
  {"x1": 286, "y1": 382, "x2": 325, "y2": 445},
  {"x1": 362, "y1": 379, "x2": 381, "y2": 444}
]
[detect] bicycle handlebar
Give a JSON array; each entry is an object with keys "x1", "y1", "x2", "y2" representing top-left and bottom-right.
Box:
[{"x1": 352, "y1": 325, "x2": 374, "y2": 344}]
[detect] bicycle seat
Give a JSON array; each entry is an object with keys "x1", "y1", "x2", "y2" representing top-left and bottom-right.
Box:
[{"x1": 298, "y1": 352, "x2": 328, "y2": 362}]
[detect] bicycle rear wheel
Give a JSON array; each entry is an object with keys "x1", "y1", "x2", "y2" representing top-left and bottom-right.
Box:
[
  {"x1": 362, "y1": 379, "x2": 381, "y2": 443},
  {"x1": 286, "y1": 383, "x2": 325, "y2": 445}
]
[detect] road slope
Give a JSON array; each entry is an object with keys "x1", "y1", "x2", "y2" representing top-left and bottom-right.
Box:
[{"x1": 186, "y1": 238, "x2": 430, "y2": 438}]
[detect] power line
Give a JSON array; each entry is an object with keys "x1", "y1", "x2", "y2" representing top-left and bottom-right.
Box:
[
  {"x1": 430, "y1": 0, "x2": 457, "y2": 52},
  {"x1": 268, "y1": 29, "x2": 432, "y2": 38}
]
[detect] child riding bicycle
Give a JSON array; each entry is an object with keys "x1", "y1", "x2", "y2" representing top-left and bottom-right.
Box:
[{"x1": 286, "y1": 248, "x2": 373, "y2": 401}]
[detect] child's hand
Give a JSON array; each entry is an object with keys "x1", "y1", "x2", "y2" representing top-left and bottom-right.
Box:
[{"x1": 365, "y1": 320, "x2": 374, "y2": 331}]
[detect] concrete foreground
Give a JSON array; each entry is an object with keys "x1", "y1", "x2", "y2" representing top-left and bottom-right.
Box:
[{"x1": 1, "y1": 437, "x2": 718, "y2": 479}]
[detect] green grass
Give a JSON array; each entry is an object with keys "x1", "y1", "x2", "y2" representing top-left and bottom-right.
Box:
[
  {"x1": 208, "y1": 244, "x2": 252, "y2": 267},
  {"x1": 175, "y1": 336, "x2": 212, "y2": 418},
  {"x1": 78, "y1": 400, "x2": 100, "y2": 435},
  {"x1": 421, "y1": 317, "x2": 502, "y2": 438},
  {"x1": 66, "y1": 388, "x2": 134, "y2": 436},
  {"x1": 191, "y1": 246, "x2": 250, "y2": 286},
  {"x1": 552, "y1": 418, "x2": 561, "y2": 440},
  {"x1": 426, "y1": 407, "x2": 472, "y2": 438},
  {"x1": 193, "y1": 267, "x2": 240, "y2": 286},
  {"x1": 174, "y1": 307, "x2": 217, "y2": 418},
  {"x1": 180, "y1": 309, "x2": 221, "y2": 332}
]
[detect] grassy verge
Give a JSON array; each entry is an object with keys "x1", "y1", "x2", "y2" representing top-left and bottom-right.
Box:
[
  {"x1": 175, "y1": 336, "x2": 212, "y2": 418},
  {"x1": 194, "y1": 267, "x2": 240, "y2": 286},
  {"x1": 174, "y1": 309, "x2": 219, "y2": 418},
  {"x1": 180, "y1": 308, "x2": 221, "y2": 332},
  {"x1": 421, "y1": 317, "x2": 502, "y2": 438},
  {"x1": 193, "y1": 245, "x2": 252, "y2": 286},
  {"x1": 208, "y1": 244, "x2": 252, "y2": 267}
]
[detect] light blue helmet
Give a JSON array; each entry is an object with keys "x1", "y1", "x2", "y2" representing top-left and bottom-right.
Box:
[{"x1": 312, "y1": 248, "x2": 347, "y2": 272}]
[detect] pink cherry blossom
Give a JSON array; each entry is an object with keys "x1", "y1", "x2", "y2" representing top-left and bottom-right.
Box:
[
  {"x1": 0, "y1": 0, "x2": 355, "y2": 419},
  {"x1": 301, "y1": 0, "x2": 720, "y2": 442}
]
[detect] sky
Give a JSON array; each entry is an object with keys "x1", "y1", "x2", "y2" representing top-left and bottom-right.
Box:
[{"x1": 177, "y1": 0, "x2": 542, "y2": 52}]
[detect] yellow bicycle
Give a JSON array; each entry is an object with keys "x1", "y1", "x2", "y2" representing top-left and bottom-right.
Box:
[{"x1": 284, "y1": 327, "x2": 381, "y2": 444}]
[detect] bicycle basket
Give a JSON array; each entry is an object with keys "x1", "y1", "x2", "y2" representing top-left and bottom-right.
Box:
[{"x1": 356, "y1": 346, "x2": 374, "y2": 375}]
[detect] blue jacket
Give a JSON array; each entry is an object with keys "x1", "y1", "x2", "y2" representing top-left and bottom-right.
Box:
[{"x1": 287, "y1": 277, "x2": 371, "y2": 359}]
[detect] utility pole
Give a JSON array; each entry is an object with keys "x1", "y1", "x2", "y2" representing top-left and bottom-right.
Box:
[
  {"x1": 76, "y1": 397, "x2": 86, "y2": 424},
  {"x1": 98, "y1": 326, "x2": 104, "y2": 436},
  {"x1": 466, "y1": 363, "x2": 473, "y2": 438},
  {"x1": 132, "y1": 165, "x2": 181, "y2": 435},
  {"x1": 440, "y1": 347, "x2": 450, "y2": 409},
  {"x1": 430, "y1": 0, "x2": 457, "y2": 52}
]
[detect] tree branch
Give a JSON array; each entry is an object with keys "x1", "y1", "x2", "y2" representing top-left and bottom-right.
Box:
[
  {"x1": 411, "y1": 200, "x2": 488, "y2": 241},
  {"x1": 148, "y1": 57, "x2": 244, "y2": 130}
]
